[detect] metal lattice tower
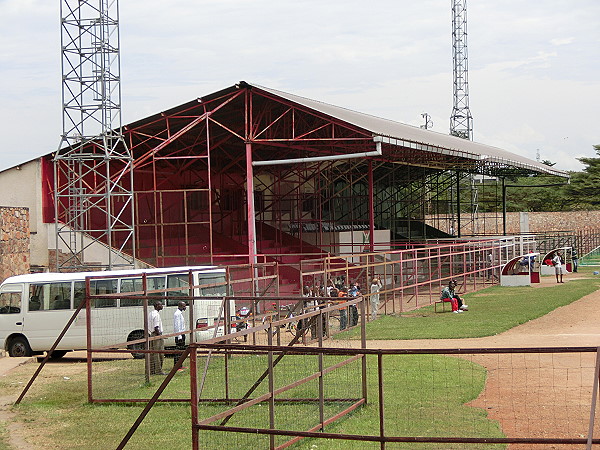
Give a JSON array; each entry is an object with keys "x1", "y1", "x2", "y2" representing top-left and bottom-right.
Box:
[
  {"x1": 55, "y1": 0, "x2": 135, "y2": 271},
  {"x1": 450, "y1": 0, "x2": 473, "y2": 140},
  {"x1": 450, "y1": 0, "x2": 478, "y2": 236}
]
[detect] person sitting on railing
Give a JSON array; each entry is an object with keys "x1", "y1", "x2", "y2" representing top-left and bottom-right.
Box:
[{"x1": 440, "y1": 280, "x2": 468, "y2": 313}]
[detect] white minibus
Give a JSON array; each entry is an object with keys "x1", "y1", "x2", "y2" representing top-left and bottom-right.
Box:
[{"x1": 0, "y1": 266, "x2": 234, "y2": 358}]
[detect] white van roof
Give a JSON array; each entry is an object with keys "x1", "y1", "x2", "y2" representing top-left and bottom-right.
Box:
[{"x1": 2, "y1": 266, "x2": 223, "y2": 285}]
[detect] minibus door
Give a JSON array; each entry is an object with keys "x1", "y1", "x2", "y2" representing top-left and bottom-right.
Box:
[{"x1": 0, "y1": 284, "x2": 25, "y2": 336}]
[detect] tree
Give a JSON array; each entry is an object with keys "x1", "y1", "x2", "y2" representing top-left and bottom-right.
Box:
[
  {"x1": 504, "y1": 174, "x2": 571, "y2": 212},
  {"x1": 564, "y1": 144, "x2": 600, "y2": 208}
]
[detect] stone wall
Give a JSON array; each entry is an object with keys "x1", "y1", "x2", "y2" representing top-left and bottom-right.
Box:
[
  {"x1": 0, "y1": 206, "x2": 30, "y2": 283},
  {"x1": 512, "y1": 211, "x2": 600, "y2": 234},
  {"x1": 428, "y1": 211, "x2": 600, "y2": 236},
  {"x1": 472, "y1": 211, "x2": 600, "y2": 235}
]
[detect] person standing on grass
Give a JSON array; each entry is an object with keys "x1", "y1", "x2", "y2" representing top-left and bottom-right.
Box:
[
  {"x1": 369, "y1": 277, "x2": 382, "y2": 321},
  {"x1": 148, "y1": 301, "x2": 165, "y2": 375},
  {"x1": 486, "y1": 252, "x2": 495, "y2": 280},
  {"x1": 553, "y1": 251, "x2": 565, "y2": 283},
  {"x1": 347, "y1": 282, "x2": 360, "y2": 327},
  {"x1": 173, "y1": 301, "x2": 187, "y2": 371},
  {"x1": 572, "y1": 248, "x2": 579, "y2": 273}
]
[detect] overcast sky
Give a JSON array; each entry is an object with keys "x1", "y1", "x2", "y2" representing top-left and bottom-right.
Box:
[{"x1": 1, "y1": 0, "x2": 598, "y2": 172}]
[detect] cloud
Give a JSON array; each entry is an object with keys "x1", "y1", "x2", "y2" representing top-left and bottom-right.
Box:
[
  {"x1": 550, "y1": 37, "x2": 575, "y2": 46},
  {"x1": 0, "y1": 0, "x2": 599, "y2": 175}
]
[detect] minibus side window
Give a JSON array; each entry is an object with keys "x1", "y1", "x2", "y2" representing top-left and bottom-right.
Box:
[
  {"x1": 166, "y1": 274, "x2": 188, "y2": 306},
  {"x1": 29, "y1": 284, "x2": 47, "y2": 311},
  {"x1": 74, "y1": 282, "x2": 85, "y2": 307},
  {"x1": 90, "y1": 279, "x2": 117, "y2": 308},
  {"x1": 148, "y1": 277, "x2": 166, "y2": 296},
  {"x1": 199, "y1": 275, "x2": 227, "y2": 297},
  {"x1": 120, "y1": 278, "x2": 144, "y2": 307},
  {"x1": 29, "y1": 283, "x2": 71, "y2": 311},
  {"x1": 0, "y1": 292, "x2": 21, "y2": 314},
  {"x1": 48, "y1": 282, "x2": 73, "y2": 309}
]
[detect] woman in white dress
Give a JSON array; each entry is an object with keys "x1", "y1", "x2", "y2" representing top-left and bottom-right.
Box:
[{"x1": 369, "y1": 277, "x2": 382, "y2": 320}]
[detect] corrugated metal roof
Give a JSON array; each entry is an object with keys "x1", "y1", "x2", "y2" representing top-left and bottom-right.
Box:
[{"x1": 247, "y1": 82, "x2": 568, "y2": 178}]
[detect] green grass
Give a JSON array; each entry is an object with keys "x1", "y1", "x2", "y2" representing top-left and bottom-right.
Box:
[
  {"x1": 1, "y1": 352, "x2": 504, "y2": 449},
  {"x1": 300, "y1": 354, "x2": 504, "y2": 449},
  {"x1": 338, "y1": 267, "x2": 600, "y2": 340},
  {"x1": 580, "y1": 250, "x2": 600, "y2": 266},
  {"x1": 0, "y1": 422, "x2": 10, "y2": 450}
]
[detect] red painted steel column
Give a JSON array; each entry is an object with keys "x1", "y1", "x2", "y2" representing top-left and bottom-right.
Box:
[
  {"x1": 368, "y1": 160, "x2": 375, "y2": 252},
  {"x1": 246, "y1": 142, "x2": 257, "y2": 264}
]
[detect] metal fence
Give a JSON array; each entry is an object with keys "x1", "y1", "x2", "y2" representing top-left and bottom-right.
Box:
[
  {"x1": 100, "y1": 340, "x2": 600, "y2": 449},
  {"x1": 192, "y1": 345, "x2": 600, "y2": 448},
  {"x1": 299, "y1": 236, "x2": 539, "y2": 314}
]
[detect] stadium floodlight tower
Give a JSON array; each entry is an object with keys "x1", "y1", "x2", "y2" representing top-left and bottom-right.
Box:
[
  {"x1": 55, "y1": 0, "x2": 135, "y2": 271},
  {"x1": 450, "y1": 0, "x2": 478, "y2": 236},
  {"x1": 450, "y1": 0, "x2": 473, "y2": 140}
]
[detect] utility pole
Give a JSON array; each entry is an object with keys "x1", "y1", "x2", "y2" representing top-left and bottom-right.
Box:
[
  {"x1": 55, "y1": 0, "x2": 135, "y2": 271},
  {"x1": 420, "y1": 113, "x2": 433, "y2": 130}
]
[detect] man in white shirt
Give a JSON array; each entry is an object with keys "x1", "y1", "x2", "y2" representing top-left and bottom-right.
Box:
[
  {"x1": 552, "y1": 251, "x2": 564, "y2": 283},
  {"x1": 173, "y1": 301, "x2": 187, "y2": 370},
  {"x1": 148, "y1": 301, "x2": 165, "y2": 375}
]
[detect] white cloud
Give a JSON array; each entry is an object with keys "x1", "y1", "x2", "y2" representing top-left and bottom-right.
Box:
[
  {"x1": 550, "y1": 37, "x2": 575, "y2": 46},
  {"x1": 0, "y1": 0, "x2": 599, "y2": 174}
]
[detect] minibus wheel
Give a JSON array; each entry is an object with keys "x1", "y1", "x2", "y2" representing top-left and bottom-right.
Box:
[{"x1": 8, "y1": 336, "x2": 32, "y2": 357}]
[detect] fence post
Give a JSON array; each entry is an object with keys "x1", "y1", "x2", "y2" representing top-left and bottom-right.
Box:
[
  {"x1": 224, "y1": 297, "x2": 230, "y2": 401},
  {"x1": 586, "y1": 347, "x2": 600, "y2": 449},
  {"x1": 399, "y1": 251, "x2": 404, "y2": 313},
  {"x1": 252, "y1": 298, "x2": 258, "y2": 346},
  {"x1": 360, "y1": 297, "x2": 368, "y2": 404},
  {"x1": 190, "y1": 346, "x2": 199, "y2": 450},
  {"x1": 142, "y1": 274, "x2": 150, "y2": 384},
  {"x1": 267, "y1": 321, "x2": 275, "y2": 449},
  {"x1": 86, "y1": 278, "x2": 94, "y2": 401},
  {"x1": 317, "y1": 308, "x2": 325, "y2": 430},
  {"x1": 378, "y1": 353, "x2": 385, "y2": 449}
]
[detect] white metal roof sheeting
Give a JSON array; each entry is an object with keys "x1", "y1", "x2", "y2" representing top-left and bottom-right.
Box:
[{"x1": 248, "y1": 82, "x2": 567, "y2": 178}]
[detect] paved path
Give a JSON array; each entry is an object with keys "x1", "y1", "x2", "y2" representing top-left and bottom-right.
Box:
[{"x1": 0, "y1": 356, "x2": 35, "y2": 377}]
